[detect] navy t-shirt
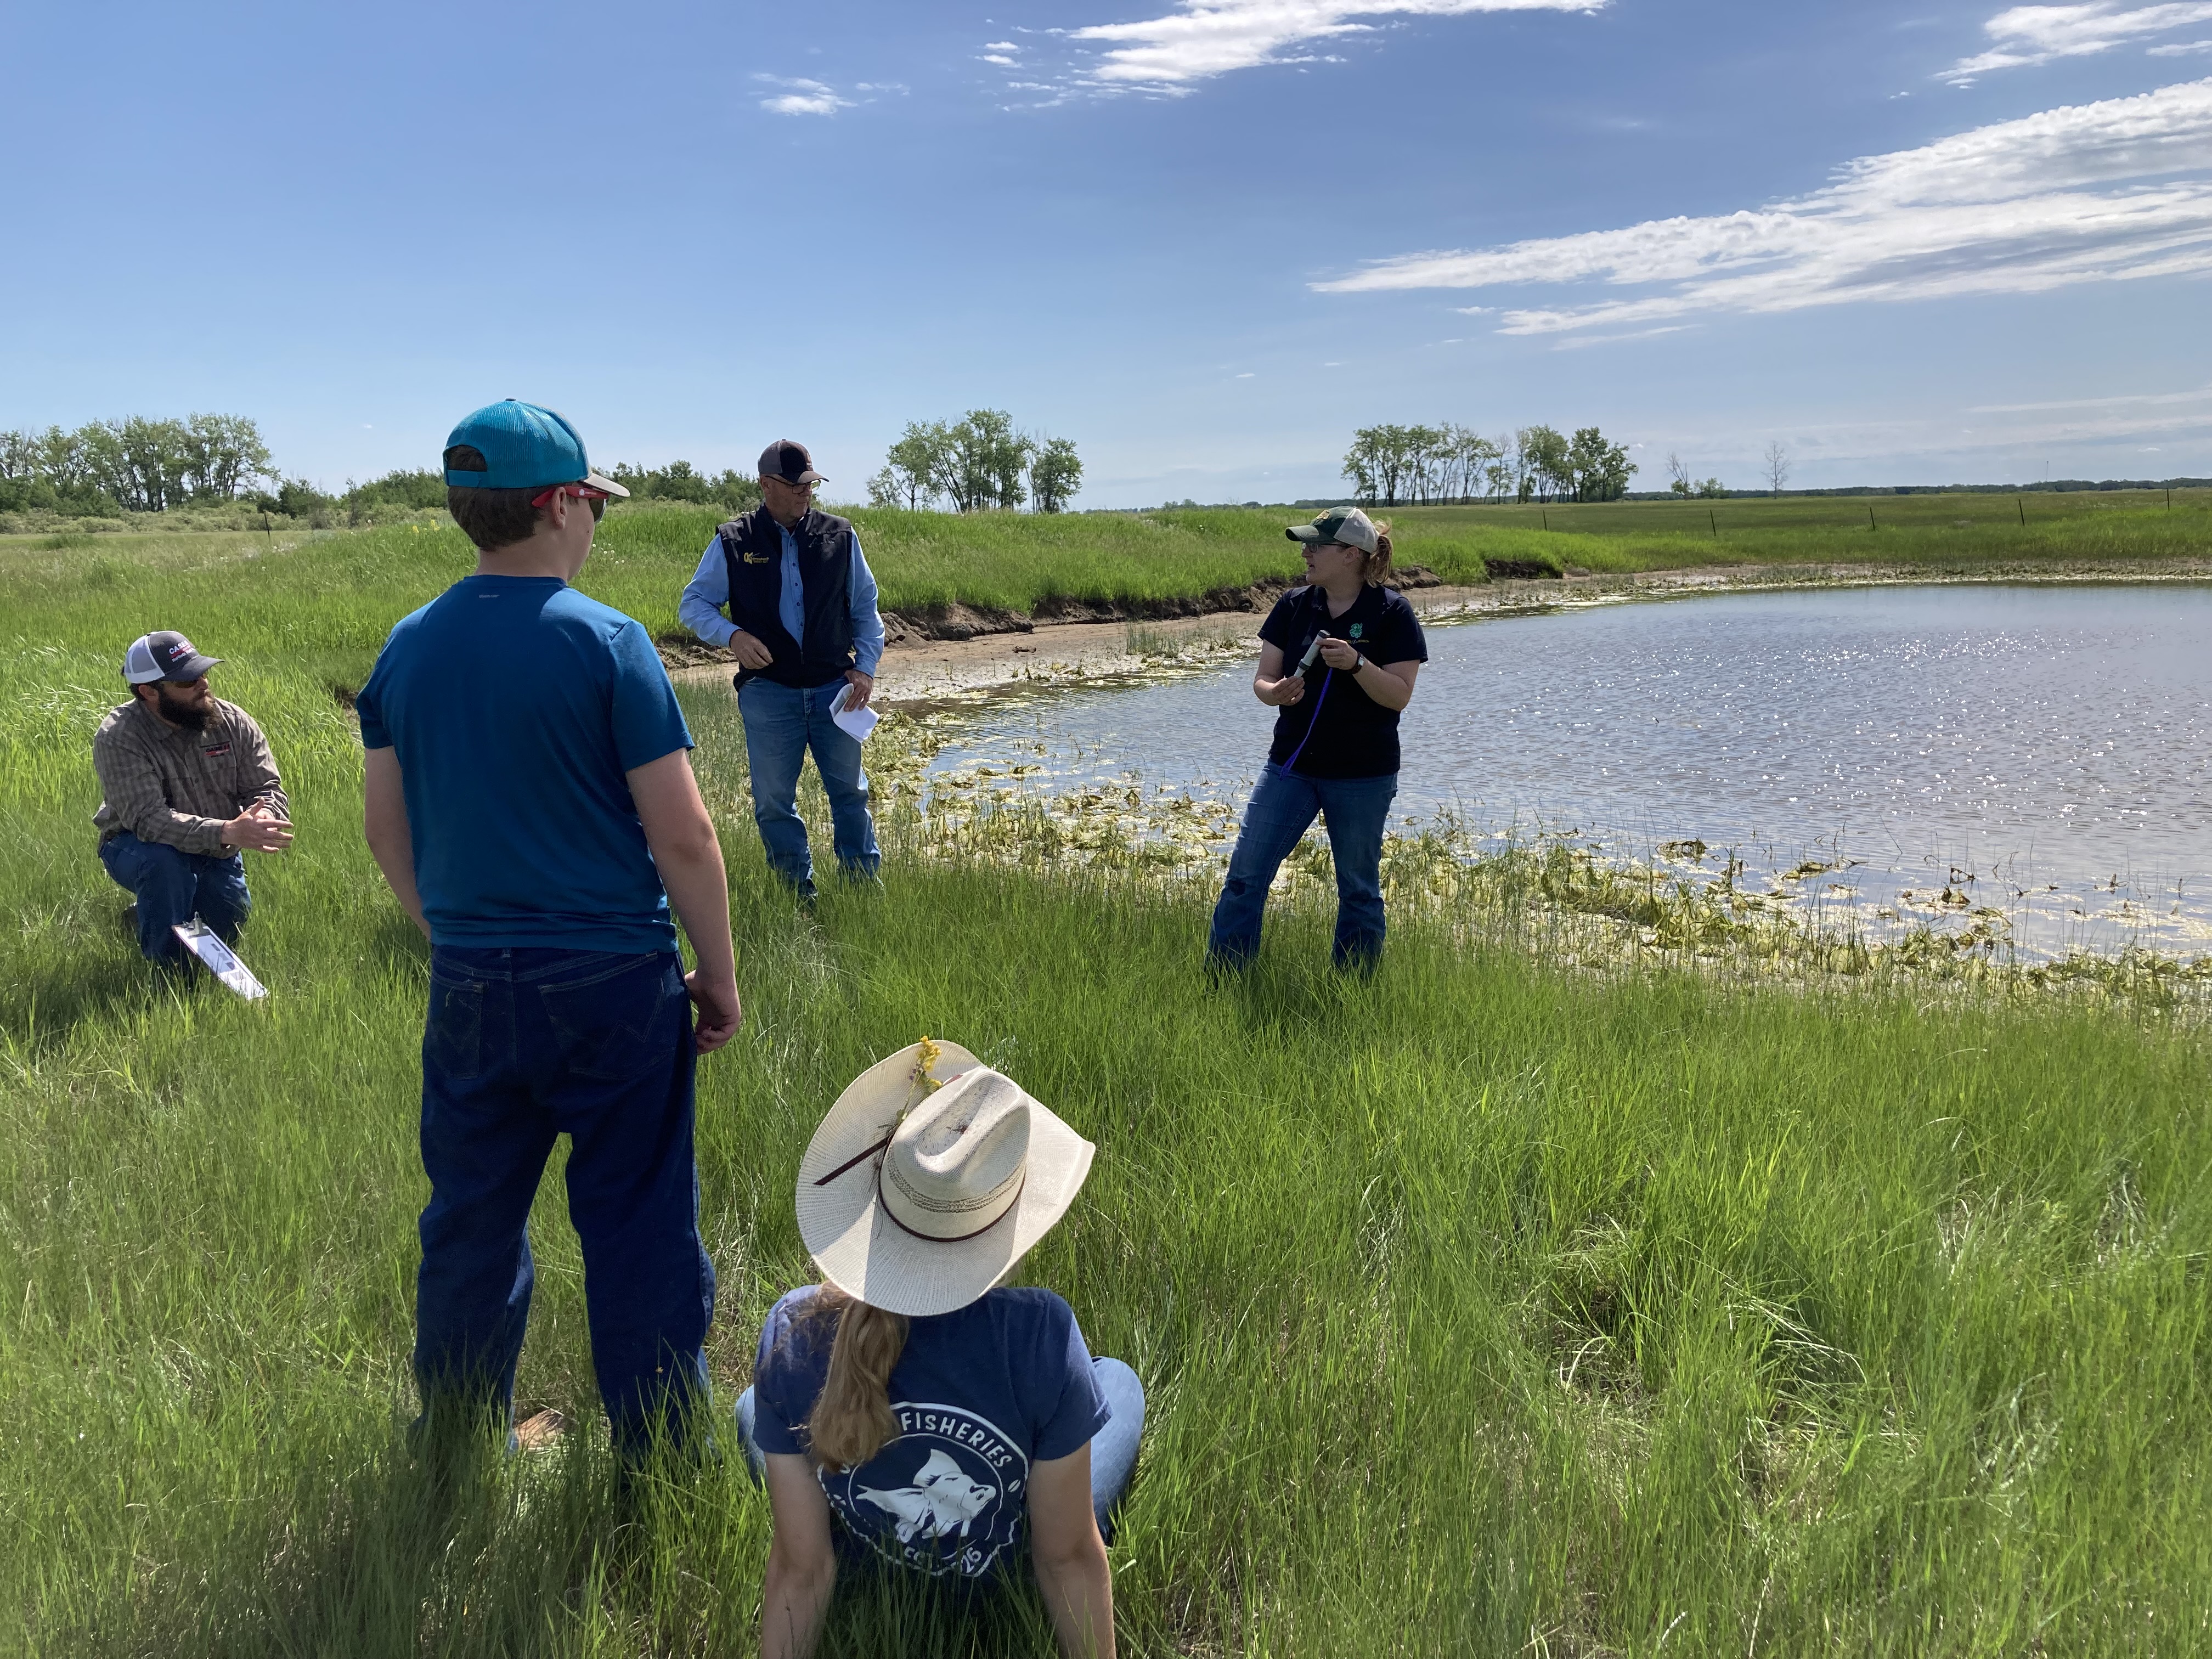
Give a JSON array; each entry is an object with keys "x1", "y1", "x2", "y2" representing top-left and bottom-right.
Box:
[
  {"x1": 752, "y1": 1286, "x2": 1112, "y2": 1580},
  {"x1": 356, "y1": 575, "x2": 693, "y2": 952},
  {"x1": 1259, "y1": 583, "x2": 1429, "y2": 778}
]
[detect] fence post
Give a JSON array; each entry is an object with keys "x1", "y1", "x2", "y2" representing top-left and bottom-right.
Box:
[
  {"x1": 1709, "y1": 509, "x2": 1718, "y2": 540},
  {"x1": 1869, "y1": 504, "x2": 1876, "y2": 532},
  {"x1": 2017, "y1": 495, "x2": 2025, "y2": 527}
]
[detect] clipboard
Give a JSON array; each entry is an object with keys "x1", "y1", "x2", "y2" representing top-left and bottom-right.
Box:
[{"x1": 173, "y1": 921, "x2": 269, "y2": 1000}]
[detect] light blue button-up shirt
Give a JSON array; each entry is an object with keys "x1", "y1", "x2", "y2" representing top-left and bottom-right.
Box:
[{"x1": 678, "y1": 522, "x2": 885, "y2": 676}]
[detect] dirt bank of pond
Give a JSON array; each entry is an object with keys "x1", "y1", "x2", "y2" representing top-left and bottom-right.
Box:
[{"x1": 664, "y1": 555, "x2": 2212, "y2": 705}]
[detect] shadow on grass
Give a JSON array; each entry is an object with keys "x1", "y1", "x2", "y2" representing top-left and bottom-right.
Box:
[
  {"x1": 1, "y1": 949, "x2": 193, "y2": 1062},
  {"x1": 60, "y1": 1410, "x2": 1066, "y2": 1658}
]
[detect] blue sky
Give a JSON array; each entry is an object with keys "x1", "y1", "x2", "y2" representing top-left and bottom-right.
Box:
[{"x1": 6, "y1": 1, "x2": 2209, "y2": 505}]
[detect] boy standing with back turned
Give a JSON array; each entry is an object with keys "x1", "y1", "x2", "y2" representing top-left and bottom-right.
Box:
[{"x1": 359, "y1": 400, "x2": 741, "y2": 1458}]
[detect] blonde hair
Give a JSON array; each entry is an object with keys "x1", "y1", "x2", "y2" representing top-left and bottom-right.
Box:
[
  {"x1": 800, "y1": 1287, "x2": 911, "y2": 1471},
  {"x1": 1363, "y1": 519, "x2": 1395, "y2": 586}
]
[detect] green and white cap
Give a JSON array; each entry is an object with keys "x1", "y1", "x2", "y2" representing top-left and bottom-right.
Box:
[{"x1": 1286, "y1": 506, "x2": 1380, "y2": 555}]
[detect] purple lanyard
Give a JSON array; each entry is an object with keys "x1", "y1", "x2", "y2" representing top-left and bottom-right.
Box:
[{"x1": 1280, "y1": 660, "x2": 1335, "y2": 774}]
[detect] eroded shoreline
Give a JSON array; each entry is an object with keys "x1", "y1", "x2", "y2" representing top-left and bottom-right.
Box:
[{"x1": 665, "y1": 555, "x2": 2212, "y2": 706}]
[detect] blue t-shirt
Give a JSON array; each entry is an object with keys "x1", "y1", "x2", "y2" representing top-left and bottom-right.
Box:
[
  {"x1": 752, "y1": 1286, "x2": 1112, "y2": 1580},
  {"x1": 356, "y1": 576, "x2": 693, "y2": 952}
]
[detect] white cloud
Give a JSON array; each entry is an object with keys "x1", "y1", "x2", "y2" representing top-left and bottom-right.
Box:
[
  {"x1": 1968, "y1": 381, "x2": 2212, "y2": 410},
  {"x1": 1069, "y1": 0, "x2": 1601, "y2": 89},
  {"x1": 754, "y1": 74, "x2": 854, "y2": 115},
  {"x1": 1314, "y1": 78, "x2": 2212, "y2": 335},
  {"x1": 1940, "y1": 3, "x2": 2212, "y2": 84},
  {"x1": 2148, "y1": 34, "x2": 2212, "y2": 49},
  {"x1": 984, "y1": 40, "x2": 1020, "y2": 49},
  {"x1": 983, "y1": 54, "x2": 1019, "y2": 64},
  {"x1": 1549, "y1": 325, "x2": 1692, "y2": 349}
]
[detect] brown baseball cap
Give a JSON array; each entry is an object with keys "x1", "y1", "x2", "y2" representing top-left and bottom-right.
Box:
[{"x1": 758, "y1": 439, "x2": 826, "y2": 486}]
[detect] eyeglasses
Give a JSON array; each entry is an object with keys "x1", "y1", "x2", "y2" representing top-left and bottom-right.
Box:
[{"x1": 531, "y1": 481, "x2": 612, "y2": 521}]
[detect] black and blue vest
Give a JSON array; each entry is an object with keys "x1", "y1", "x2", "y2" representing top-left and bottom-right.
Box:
[{"x1": 715, "y1": 505, "x2": 857, "y2": 690}]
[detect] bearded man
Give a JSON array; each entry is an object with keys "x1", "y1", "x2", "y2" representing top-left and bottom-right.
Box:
[{"x1": 93, "y1": 630, "x2": 292, "y2": 967}]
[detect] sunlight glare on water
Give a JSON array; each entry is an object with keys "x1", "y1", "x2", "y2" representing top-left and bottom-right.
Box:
[{"x1": 924, "y1": 584, "x2": 2212, "y2": 957}]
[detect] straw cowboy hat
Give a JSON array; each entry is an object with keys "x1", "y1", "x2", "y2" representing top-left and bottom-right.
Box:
[{"x1": 797, "y1": 1040, "x2": 1096, "y2": 1318}]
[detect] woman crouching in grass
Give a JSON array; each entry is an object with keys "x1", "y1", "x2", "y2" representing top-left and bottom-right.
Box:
[
  {"x1": 737, "y1": 1040, "x2": 1142, "y2": 1658},
  {"x1": 1208, "y1": 506, "x2": 1429, "y2": 973}
]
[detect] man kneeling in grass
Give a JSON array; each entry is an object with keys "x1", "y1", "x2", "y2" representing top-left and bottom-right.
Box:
[
  {"x1": 92, "y1": 629, "x2": 293, "y2": 970},
  {"x1": 359, "y1": 399, "x2": 742, "y2": 1462}
]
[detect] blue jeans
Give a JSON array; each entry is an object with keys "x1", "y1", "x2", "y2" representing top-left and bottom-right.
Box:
[
  {"x1": 99, "y1": 830, "x2": 251, "y2": 963},
  {"x1": 735, "y1": 1357, "x2": 1146, "y2": 1541},
  {"x1": 1207, "y1": 763, "x2": 1398, "y2": 970},
  {"x1": 737, "y1": 678, "x2": 879, "y2": 895},
  {"x1": 414, "y1": 946, "x2": 714, "y2": 1458}
]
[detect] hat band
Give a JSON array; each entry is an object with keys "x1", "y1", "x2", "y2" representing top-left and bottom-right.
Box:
[{"x1": 876, "y1": 1165, "x2": 1026, "y2": 1245}]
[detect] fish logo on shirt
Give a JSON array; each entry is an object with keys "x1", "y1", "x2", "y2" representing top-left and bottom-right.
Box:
[{"x1": 855, "y1": 1449, "x2": 997, "y2": 1543}]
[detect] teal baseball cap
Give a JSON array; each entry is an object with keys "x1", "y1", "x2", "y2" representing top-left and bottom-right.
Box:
[{"x1": 442, "y1": 399, "x2": 630, "y2": 496}]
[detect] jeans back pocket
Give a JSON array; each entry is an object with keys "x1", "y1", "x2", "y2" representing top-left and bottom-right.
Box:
[
  {"x1": 539, "y1": 955, "x2": 681, "y2": 1084},
  {"x1": 425, "y1": 974, "x2": 486, "y2": 1081}
]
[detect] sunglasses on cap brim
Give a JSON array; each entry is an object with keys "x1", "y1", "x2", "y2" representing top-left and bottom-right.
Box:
[{"x1": 531, "y1": 482, "x2": 612, "y2": 521}]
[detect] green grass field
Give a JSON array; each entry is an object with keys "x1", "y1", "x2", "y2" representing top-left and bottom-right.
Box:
[
  {"x1": 1, "y1": 488, "x2": 2203, "y2": 669},
  {"x1": 3, "y1": 520, "x2": 2209, "y2": 1655}
]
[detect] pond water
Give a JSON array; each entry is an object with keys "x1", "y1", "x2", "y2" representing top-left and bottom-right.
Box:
[{"x1": 923, "y1": 583, "x2": 2212, "y2": 958}]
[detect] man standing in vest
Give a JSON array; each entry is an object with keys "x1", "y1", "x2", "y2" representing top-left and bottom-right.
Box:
[{"x1": 678, "y1": 439, "x2": 884, "y2": 900}]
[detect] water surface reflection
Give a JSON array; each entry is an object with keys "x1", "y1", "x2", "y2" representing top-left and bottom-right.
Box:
[{"x1": 923, "y1": 583, "x2": 2212, "y2": 957}]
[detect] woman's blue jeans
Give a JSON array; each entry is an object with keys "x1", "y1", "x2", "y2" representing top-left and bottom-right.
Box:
[
  {"x1": 1208, "y1": 763, "x2": 1398, "y2": 969},
  {"x1": 736, "y1": 678, "x2": 879, "y2": 896},
  {"x1": 736, "y1": 1357, "x2": 1146, "y2": 1540}
]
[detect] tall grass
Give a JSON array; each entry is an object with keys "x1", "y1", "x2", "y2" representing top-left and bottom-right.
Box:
[{"x1": 3, "y1": 520, "x2": 2209, "y2": 1655}]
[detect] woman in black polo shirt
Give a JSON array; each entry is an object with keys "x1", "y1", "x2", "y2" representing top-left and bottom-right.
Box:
[{"x1": 1206, "y1": 507, "x2": 1427, "y2": 972}]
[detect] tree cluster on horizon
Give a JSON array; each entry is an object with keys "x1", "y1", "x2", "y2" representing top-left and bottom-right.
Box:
[
  {"x1": 1342, "y1": 423, "x2": 1638, "y2": 506},
  {"x1": 868, "y1": 411, "x2": 1083, "y2": 514},
  {"x1": 1, "y1": 415, "x2": 276, "y2": 516},
  {"x1": 605, "y1": 460, "x2": 763, "y2": 514}
]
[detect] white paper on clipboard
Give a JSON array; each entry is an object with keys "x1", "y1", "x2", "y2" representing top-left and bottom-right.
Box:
[
  {"x1": 173, "y1": 921, "x2": 269, "y2": 1000},
  {"x1": 830, "y1": 681, "x2": 879, "y2": 744}
]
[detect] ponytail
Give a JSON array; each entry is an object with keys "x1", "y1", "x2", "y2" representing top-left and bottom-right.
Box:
[
  {"x1": 1364, "y1": 520, "x2": 1395, "y2": 586},
  {"x1": 803, "y1": 1287, "x2": 910, "y2": 1471}
]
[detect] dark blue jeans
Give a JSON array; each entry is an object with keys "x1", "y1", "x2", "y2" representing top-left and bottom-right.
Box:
[
  {"x1": 414, "y1": 946, "x2": 714, "y2": 1458},
  {"x1": 99, "y1": 830, "x2": 251, "y2": 963},
  {"x1": 1207, "y1": 763, "x2": 1398, "y2": 970},
  {"x1": 737, "y1": 678, "x2": 879, "y2": 896}
]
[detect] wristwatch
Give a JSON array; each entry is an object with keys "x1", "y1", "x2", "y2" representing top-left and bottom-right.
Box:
[{"x1": 1351, "y1": 653, "x2": 1368, "y2": 675}]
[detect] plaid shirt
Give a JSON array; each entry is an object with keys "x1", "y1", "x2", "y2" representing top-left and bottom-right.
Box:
[{"x1": 92, "y1": 696, "x2": 287, "y2": 856}]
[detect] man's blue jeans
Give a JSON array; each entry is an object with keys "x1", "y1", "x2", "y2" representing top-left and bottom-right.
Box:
[
  {"x1": 1207, "y1": 763, "x2": 1398, "y2": 970},
  {"x1": 735, "y1": 1357, "x2": 1146, "y2": 1540},
  {"x1": 98, "y1": 830, "x2": 251, "y2": 963},
  {"x1": 737, "y1": 678, "x2": 880, "y2": 895},
  {"x1": 414, "y1": 946, "x2": 715, "y2": 1458}
]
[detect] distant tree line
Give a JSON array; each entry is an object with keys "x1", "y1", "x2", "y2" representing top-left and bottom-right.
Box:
[
  {"x1": 1342, "y1": 423, "x2": 1637, "y2": 506},
  {"x1": 867, "y1": 411, "x2": 1082, "y2": 514},
  {"x1": 1664, "y1": 452, "x2": 1729, "y2": 499},
  {"x1": 0, "y1": 415, "x2": 276, "y2": 516},
  {"x1": 605, "y1": 460, "x2": 762, "y2": 512}
]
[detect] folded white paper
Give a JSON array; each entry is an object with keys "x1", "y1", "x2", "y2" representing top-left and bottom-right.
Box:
[
  {"x1": 830, "y1": 682, "x2": 880, "y2": 744},
  {"x1": 173, "y1": 921, "x2": 269, "y2": 1000}
]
